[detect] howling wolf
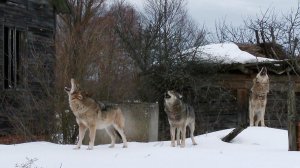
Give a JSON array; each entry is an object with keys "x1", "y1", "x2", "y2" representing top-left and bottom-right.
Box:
[
  {"x1": 164, "y1": 90, "x2": 197, "y2": 148},
  {"x1": 249, "y1": 67, "x2": 269, "y2": 127},
  {"x1": 64, "y1": 78, "x2": 128, "y2": 150}
]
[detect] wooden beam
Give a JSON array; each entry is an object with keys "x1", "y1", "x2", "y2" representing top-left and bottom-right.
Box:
[
  {"x1": 287, "y1": 81, "x2": 297, "y2": 151},
  {"x1": 221, "y1": 124, "x2": 247, "y2": 143}
]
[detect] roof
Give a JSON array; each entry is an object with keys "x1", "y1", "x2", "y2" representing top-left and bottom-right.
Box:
[
  {"x1": 193, "y1": 43, "x2": 297, "y2": 75},
  {"x1": 197, "y1": 43, "x2": 277, "y2": 64}
]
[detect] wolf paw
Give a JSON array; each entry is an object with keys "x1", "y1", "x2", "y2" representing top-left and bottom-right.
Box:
[
  {"x1": 73, "y1": 146, "x2": 80, "y2": 150},
  {"x1": 87, "y1": 147, "x2": 93, "y2": 150}
]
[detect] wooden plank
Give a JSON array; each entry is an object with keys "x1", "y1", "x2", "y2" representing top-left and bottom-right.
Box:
[
  {"x1": 6, "y1": 0, "x2": 27, "y2": 9},
  {"x1": 222, "y1": 125, "x2": 247, "y2": 142}
]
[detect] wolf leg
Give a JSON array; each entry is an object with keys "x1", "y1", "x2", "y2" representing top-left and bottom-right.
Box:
[
  {"x1": 170, "y1": 126, "x2": 176, "y2": 147},
  {"x1": 189, "y1": 122, "x2": 197, "y2": 145},
  {"x1": 249, "y1": 105, "x2": 254, "y2": 126},
  {"x1": 254, "y1": 113, "x2": 260, "y2": 126},
  {"x1": 176, "y1": 128, "x2": 181, "y2": 146},
  {"x1": 260, "y1": 107, "x2": 266, "y2": 127},
  {"x1": 260, "y1": 118, "x2": 265, "y2": 127},
  {"x1": 105, "y1": 126, "x2": 116, "y2": 148},
  {"x1": 74, "y1": 123, "x2": 87, "y2": 150},
  {"x1": 257, "y1": 111, "x2": 266, "y2": 127},
  {"x1": 254, "y1": 118, "x2": 260, "y2": 126},
  {"x1": 180, "y1": 126, "x2": 186, "y2": 148},
  {"x1": 87, "y1": 125, "x2": 96, "y2": 150},
  {"x1": 113, "y1": 125, "x2": 128, "y2": 148}
]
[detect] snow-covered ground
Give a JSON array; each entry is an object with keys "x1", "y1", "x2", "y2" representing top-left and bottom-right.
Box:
[
  {"x1": 198, "y1": 43, "x2": 277, "y2": 64},
  {"x1": 1, "y1": 127, "x2": 300, "y2": 168}
]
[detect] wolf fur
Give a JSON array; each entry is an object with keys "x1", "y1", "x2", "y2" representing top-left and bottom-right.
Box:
[
  {"x1": 164, "y1": 90, "x2": 197, "y2": 148},
  {"x1": 64, "y1": 78, "x2": 128, "y2": 150},
  {"x1": 249, "y1": 67, "x2": 269, "y2": 127}
]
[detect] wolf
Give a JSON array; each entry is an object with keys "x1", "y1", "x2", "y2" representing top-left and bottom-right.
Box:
[
  {"x1": 164, "y1": 90, "x2": 197, "y2": 148},
  {"x1": 64, "y1": 78, "x2": 128, "y2": 150},
  {"x1": 249, "y1": 67, "x2": 269, "y2": 127}
]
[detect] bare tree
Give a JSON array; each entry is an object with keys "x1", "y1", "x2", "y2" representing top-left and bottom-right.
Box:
[
  {"x1": 114, "y1": 0, "x2": 207, "y2": 89},
  {"x1": 55, "y1": 0, "x2": 138, "y2": 143},
  {"x1": 282, "y1": 2, "x2": 300, "y2": 58},
  {"x1": 214, "y1": 18, "x2": 254, "y2": 43},
  {"x1": 113, "y1": 0, "x2": 217, "y2": 139}
]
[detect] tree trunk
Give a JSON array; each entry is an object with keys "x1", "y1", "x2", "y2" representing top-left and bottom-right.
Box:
[
  {"x1": 270, "y1": 26, "x2": 276, "y2": 45},
  {"x1": 255, "y1": 30, "x2": 260, "y2": 44}
]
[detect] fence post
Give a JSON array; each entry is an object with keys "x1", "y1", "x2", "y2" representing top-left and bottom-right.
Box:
[
  {"x1": 287, "y1": 81, "x2": 297, "y2": 151},
  {"x1": 298, "y1": 122, "x2": 300, "y2": 150}
]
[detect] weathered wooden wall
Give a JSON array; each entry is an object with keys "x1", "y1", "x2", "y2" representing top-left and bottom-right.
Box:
[
  {"x1": 0, "y1": 0, "x2": 56, "y2": 136},
  {"x1": 194, "y1": 87, "x2": 238, "y2": 133},
  {"x1": 0, "y1": 0, "x2": 55, "y2": 90},
  {"x1": 213, "y1": 74, "x2": 300, "y2": 130}
]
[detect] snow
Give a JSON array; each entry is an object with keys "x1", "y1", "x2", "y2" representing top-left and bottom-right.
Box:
[
  {"x1": 197, "y1": 43, "x2": 277, "y2": 64},
  {"x1": 1, "y1": 127, "x2": 300, "y2": 168}
]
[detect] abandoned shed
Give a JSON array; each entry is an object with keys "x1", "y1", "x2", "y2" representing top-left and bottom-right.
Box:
[
  {"x1": 192, "y1": 43, "x2": 300, "y2": 132},
  {"x1": 0, "y1": 0, "x2": 68, "y2": 139}
]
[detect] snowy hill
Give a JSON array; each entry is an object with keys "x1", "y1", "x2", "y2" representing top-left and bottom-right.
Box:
[{"x1": 1, "y1": 127, "x2": 300, "y2": 168}]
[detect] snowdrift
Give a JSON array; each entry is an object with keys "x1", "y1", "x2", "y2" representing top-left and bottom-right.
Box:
[{"x1": 1, "y1": 127, "x2": 300, "y2": 168}]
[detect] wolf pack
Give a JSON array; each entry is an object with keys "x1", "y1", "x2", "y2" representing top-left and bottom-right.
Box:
[{"x1": 64, "y1": 67, "x2": 269, "y2": 150}]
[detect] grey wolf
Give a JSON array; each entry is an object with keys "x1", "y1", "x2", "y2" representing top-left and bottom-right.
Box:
[
  {"x1": 249, "y1": 67, "x2": 269, "y2": 126},
  {"x1": 64, "y1": 78, "x2": 128, "y2": 150},
  {"x1": 164, "y1": 90, "x2": 197, "y2": 148}
]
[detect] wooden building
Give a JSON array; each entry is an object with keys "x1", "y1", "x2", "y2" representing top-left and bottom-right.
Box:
[
  {"x1": 0, "y1": 0, "x2": 68, "y2": 137},
  {"x1": 195, "y1": 60, "x2": 300, "y2": 133}
]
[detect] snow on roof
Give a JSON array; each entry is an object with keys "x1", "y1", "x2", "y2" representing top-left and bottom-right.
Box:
[{"x1": 197, "y1": 43, "x2": 277, "y2": 64}]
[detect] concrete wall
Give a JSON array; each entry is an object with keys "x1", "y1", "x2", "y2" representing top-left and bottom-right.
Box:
[{"x1": 84, "y1": 102, "x2": 159, "y2": 145}]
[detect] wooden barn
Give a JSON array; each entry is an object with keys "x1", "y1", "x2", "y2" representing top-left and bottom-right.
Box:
[
  {"x1": 182, "y1": 43, "x2": 300, "y2": 134},
  {"x1": 0, "y1": 0, "x2": 68, "y2": 140}
]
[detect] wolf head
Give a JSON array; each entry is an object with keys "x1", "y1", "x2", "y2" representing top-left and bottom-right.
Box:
[
  {"x1": 256, "y1": 67, "x2": 269, "y2": 84},
  {"x1": 64, "y1": 78, "x2": 87, "y2": 101},
  {"x1": 164, "y1": 90, "x2": 182, "y2": 105}
]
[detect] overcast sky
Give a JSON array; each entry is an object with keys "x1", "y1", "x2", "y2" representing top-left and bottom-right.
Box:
[{"x1": 127, "y1": 0, "x2": 299, "y2": 30}]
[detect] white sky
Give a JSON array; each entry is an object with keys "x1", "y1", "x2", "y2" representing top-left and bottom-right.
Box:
[{"x1": 126, "y1": 0, "x2": 299, "y2": 30}]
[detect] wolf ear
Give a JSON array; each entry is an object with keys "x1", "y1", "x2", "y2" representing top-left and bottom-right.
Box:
[{"x1": 259, "y1": 67, "x2": 267, "y2": 76}]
